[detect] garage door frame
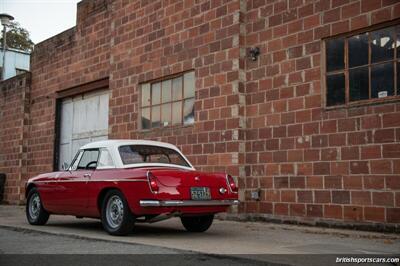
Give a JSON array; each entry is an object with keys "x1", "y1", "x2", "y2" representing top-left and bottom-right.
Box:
[{"x1": 53, "y1": 78, "x2": 109, "y2": 171}]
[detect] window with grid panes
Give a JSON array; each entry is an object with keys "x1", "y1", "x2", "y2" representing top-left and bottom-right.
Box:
[
  {"x1": 140, "y1": 71, "x2": 195, "y2": 129},
  {"x1": 325, "y1": 23, "x2": 400, "y2": 107}
]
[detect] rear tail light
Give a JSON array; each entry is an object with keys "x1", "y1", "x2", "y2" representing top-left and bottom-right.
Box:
[
  {"x1": 147, "y1": 171, "x2": 159, "y2": 193},
  {"x1": 226, "y1": 174, "x2": 238, "y2": 193}
]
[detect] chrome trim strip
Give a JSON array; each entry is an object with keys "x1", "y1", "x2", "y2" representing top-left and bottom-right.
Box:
[
  {"x1": 33, "y1": 179, "x2": 147, "y2": 183},
  {"x1": 140, "y1": 200, "x2": 161, "y2": 207},
  {"x1": 139, "y1": 199, "x2": 240, "y2": 207}
]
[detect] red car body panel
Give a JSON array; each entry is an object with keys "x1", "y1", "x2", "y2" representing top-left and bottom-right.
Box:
[{"x1": 27, "y1": 167, "x2": 238, "y2": 219}]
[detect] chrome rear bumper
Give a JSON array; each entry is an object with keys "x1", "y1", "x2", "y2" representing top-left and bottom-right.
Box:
[{"x1": 139, "y1": 199, "x2": 240, "y2": 207}]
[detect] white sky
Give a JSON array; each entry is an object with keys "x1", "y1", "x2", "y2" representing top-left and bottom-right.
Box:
[{"x1": 1, "y1": 0, "x2": 81, "y2": 44}]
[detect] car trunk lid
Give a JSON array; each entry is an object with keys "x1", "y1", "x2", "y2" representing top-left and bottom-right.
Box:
[{"x1": 147, "y1": 168, "x2": 226, "y2": 188}]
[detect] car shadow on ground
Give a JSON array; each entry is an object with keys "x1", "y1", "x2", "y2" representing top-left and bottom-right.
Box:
[{"x1": 43, "y1": 218, "x2": 223, "y2": 237}]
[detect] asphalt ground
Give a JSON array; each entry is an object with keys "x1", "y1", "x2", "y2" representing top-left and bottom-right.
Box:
[{"x1": 0, "y1": 227, "x2": 275, "y2": 266}]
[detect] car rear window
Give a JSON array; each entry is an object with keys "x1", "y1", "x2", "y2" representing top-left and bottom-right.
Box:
[{"x1": 118, "y1": 145, "x2": 191, "y2": 167}]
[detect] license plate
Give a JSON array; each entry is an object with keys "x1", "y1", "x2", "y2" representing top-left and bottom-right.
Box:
[{"x1": 190, "y1": 187, "x2": 211, "y2": 200}]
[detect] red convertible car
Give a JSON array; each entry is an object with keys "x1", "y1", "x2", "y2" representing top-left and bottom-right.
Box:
[{"x1": 25, "y1": 140, "x2": 239, "y2": 235}]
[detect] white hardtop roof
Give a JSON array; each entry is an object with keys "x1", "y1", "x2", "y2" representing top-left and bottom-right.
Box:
[{"x1": 81, "y1": 139, "x2": 179, "y2": 151}]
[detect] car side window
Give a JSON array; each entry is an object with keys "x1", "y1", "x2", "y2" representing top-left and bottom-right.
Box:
[
  {"x1": 97, "y1": 149, "x2": 116, "y2": 169},
  {"x1": 77, "y1": 149, "x2": 100, "y2": 170},
  {"x1": 69, "y1": 151, "x2": 83, "y2": 171}
]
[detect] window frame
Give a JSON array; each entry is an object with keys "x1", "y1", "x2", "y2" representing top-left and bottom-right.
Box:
[
  {"x1": 323, "y1": 20, "x2": 400, "y2": 109},
  {"x1": 139, "y1": 70, "x2": 196, "y2": 130},
  {"x1": 118, "y1": 144, "x2": 192, "y2": 168},
  {"x1": 69, "y1": 148, "x2": 100, "y2": 171},
  {"x1": 96, "y1": 148, "x2": 116, "y2": 170}
]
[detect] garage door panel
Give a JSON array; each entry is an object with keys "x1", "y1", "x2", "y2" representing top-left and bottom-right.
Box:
[
  {"x1": 59, "y1": 143, "x2": 71, "y2": 167},
  {"x1": 60, "y1": 99, "x2": 73, "y2": 144},
  {"x1": 73, "y1": 96, "x2": 87, "y2": 136},
  {"x1": 98, "y1": 93, "x2": 109, "y2": 131},
  {"x1": 58, "y1": 89, "x2": 109, "y2": 170},
  {"x1": 85, "y1": 94, "x2": 99, "y2": 132}
]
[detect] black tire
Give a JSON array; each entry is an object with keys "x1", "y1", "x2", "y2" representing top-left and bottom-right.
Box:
[
  {"x1": 26, "y1": 188, "x2": 50, "y2": 225},
  {"x1": 181, "y1": 215, "x2": 214, "y2": 232},
  {"x1": 101, "y1": 189, "x2": 135, "y2": 236}
]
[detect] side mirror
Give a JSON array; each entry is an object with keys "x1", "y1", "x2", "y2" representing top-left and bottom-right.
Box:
[{"x1": 61, "y1": 162, "x2": 69, "y2": 171}]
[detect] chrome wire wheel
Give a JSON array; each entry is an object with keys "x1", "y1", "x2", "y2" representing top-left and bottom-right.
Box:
[
  {"x1": 28, "y1": 193, "x2": 41, "y2": 220},
  {"x1": 106, "y1": 195, "x2": 124, "y2": 229}
]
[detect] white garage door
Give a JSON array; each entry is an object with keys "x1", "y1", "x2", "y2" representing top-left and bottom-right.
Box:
[{"x1": 58, "y1": 89, "x2": 109, "y2": 169}]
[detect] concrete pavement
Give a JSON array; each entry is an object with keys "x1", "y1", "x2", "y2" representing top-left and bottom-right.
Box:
[
  {"x1": 0, "y1": 205, "x2": 399, "y2": 265},
  {"x1": 0, "y1": 228, "x2": 271, "y2": 266}
]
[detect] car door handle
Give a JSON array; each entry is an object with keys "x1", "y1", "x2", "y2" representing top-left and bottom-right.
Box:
[{"x1": 83, "y1": 173, "x2": 91, "y2": 178}]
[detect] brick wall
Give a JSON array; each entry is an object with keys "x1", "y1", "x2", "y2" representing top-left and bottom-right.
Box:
[
  {"x1": 0, "y1": 73, "x2": 31, "y2": 204},
  {"x1": 0, "y1": 0, "x2": 399, "y2": 231},
  {"x1": 244, "y1": 0, "x2": 400, "y2": 230},
  {"x1": 108, "y1": 0, "x2": 245, "y2": 197},
  {"x1": 27, "y1": 0, "x2": 113, "y2": 179}
]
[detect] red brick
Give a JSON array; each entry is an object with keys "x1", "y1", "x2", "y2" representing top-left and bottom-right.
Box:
[
  {"x1": 329, "y1": 133, "x2": 346, "y2": 146},
  {"x1": 297, "y1": 190, "x2": 313, "y2": 203},
  {"x1": 265, "y1": 190, "x2": 280, "y2": 202},
  {"x1": 306, "y1": 176, "x2": 324, "y2": 188},
  {"x1": 361, "y1": 115, "x2": 381, "y2": 129},
  {"x1": 386, "y1": 176, "x2": 400, "y2": 190},
  {"x1": 330, "y1": 163, "x2": 348, "y2": 176},
  {"x1": 281, "y1": 190, "x2": 296, "y2": 202},
  {"x1": 394, "y1": 160, "x2": 400, "y2": 174},
  {"x1": 245, "y1": 202, "x2": 258, "y2": 213},
  {"x1": 348, "y1": 132, "x2": 370, "y2": 145},
  {"x1": 364, "y1": 207, "x2": 385, "y2": 222},
  {"x1": 299, "y1": 3, "x2": 313, "y2": 17},
  {"x1": 260, "y1": 202, "x2": 273, "y2": 214},
  {"x1": 371, "y1": 8, "x2": 391, "y2": 24},
  {"x1": 307, "y1": 204, "x2": 323, "y2": 217},
  {"x1": 323, "y1": 8, "x2": 341, "y2": 23},
  {"x1": 290, "y1": 203, "x2": 306, "y2": 216},
  {"x1": 274, "y1": 203, "x2": 289, "y2": 216},
  {"x1": 313, "y1": 162, "x2": 330, "y2": 175},
  {"x1": 303, "y1": 123, "x2": 318, "y2": 136},
  {"x1": 351, "y1": 15, "x2": 368, "y2": 30},
  {"x1": 372, "y1": 192, "x2": 394, "y2": 207},
  {"x1": 361, "y1": 0, "x2": 381, "y2": 12},
  {"x1": 343, "y1": 176, "x2": 362, "y2": 189},
  {"x1": 315, "y1": 190, "x2": 331, "y2": 203},
  {"x1": 364, "y1": 176, "x2": 385, "y2": 189},
  {"x1": 289, "y1": 176, "x2": 305, "y2": 188},
  {"x1": 387, "y1": 208, "x2": 400, "y2": 223},
  {"x1": 344, "y1": 206, "x2": 363, "y2": 221},
  {"x1": 383, "y1": 144, "x2": 400, "y2": 158},
  {"x1": 324, "y1": 205, "x2": 343, "y2": 219},
  {"x1": 332, "y1": 190, "x2": 350, "y2": 204},
  {"x1": 374, "y1": 129, "x2": 395, "y2": 143},
  {"x1": 338, "y1": 118, "x2": 356, "y2": 132},
  {"x1": 350, "y1": 161, "x2": 369, "y2": 174},
  {"x1": 321, "y1": 148, "x2": 338, "y2": 161},
  {"x1": 341, "y1": 147, "x2": 359, "y2": 160},
  {"x1": 321, "y1": 120, "x2": 337, "y2": 134},
  {"x1": 342, "y1": 2, "x2": 360, "y2": 18},
  {"x1": 331, "y1": 20, "x2": 350, "y2": 35},
  {"x1": 274, "y1": 176, "x2": 288, "y2": 188},
  {"x1": 370, "y1": 160, "x2": 392, "y2": 174},
  {"x1": 383, "y1": 113, "x2": 400, "y2": 127},
  {"x1": 396, "y1": 192, "x2": 400, "y2": 207},
  {"x1": 260, "y1": 177, "x2": 273, "y2": 189},
  {"x1": 325, "y1": 176, "x2": 342, "y2": 189},
  {"x1": 351, "y1": 191, "x2": 371, "y2": 205},
  {"x1": 361, "y1": 145, "x2": 381, "y2": 159}
]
